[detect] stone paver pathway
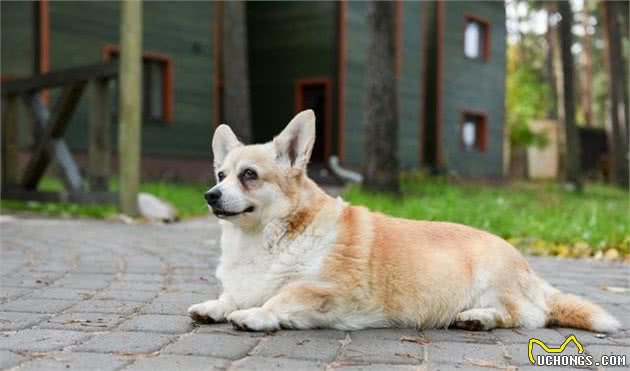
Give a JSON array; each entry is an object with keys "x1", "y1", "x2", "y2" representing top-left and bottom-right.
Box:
[{"x1": 1, "y1": 217, "x2": 628, "y2": 370}]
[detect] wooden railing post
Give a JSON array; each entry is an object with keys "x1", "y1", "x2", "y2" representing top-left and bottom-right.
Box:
[
  {"x1": 118, "y1": 0, "x2": 142, "y2": 216},
  {"x1": 1, "y1": 95, "x2": 20, "y2": 188},
  {"x1": 88, "y1": 78, "x2": 111, "y2": 191}
]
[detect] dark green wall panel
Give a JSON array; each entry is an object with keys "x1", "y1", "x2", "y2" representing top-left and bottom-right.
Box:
[
  {"x1": 440, "y1": 1, "x2": 506, "y2": 177},
  {"x1": 343, "y1": 2, "x2": 425, "y2": 169},
  {"x1": 247, "y1": 1, "x2": 337, "y2": 145},
  {"x1": 47, "y1": 1, "x2": 215, "y2": 158}
]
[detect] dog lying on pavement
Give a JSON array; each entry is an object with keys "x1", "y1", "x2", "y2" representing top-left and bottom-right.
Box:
[{"x1": 188, "y1": 110, "x2": 620, "y2": 333}]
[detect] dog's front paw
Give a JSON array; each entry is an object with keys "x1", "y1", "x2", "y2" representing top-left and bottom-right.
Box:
[
  {"x1": 227, "y1": 308, "x2": 279, "y2": 332},
  {"x1": 188, "y1": 300, "x2": 231, "y2": 324}
]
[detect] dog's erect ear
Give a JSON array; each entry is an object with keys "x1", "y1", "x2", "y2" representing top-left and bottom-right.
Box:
[
  {"x1": 274, "y1": 110, "x2": 316, "y2": 170},
  {"x1": 212, "y1": 124, "x2": 242, "y2": 167}
]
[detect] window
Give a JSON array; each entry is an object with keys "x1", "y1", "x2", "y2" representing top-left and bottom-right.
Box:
[
  {"x1": 460, "y1": 111, "x2": 487, "y2": 152},
  {"x1": 463, "y1": 15, "x2": 490, "y2": 61},
  {"x1": 103, "y1": 44, "x2": 173, "y2": 124}
]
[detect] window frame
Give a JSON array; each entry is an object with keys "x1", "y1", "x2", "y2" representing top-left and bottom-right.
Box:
[
  {"x1": 102, "y1": 44, "x2": 174, "y2": 124},
  {"x1": 460, "y1": 110, "x2": 488, "y2": 153},
  {"x1": 462, "y1": 14, "x2": 491, "y2": 62}
]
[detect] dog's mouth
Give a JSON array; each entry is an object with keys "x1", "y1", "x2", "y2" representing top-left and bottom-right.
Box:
[{"x1": 212, "y1": 206, "x2": 255, "y2": 218}]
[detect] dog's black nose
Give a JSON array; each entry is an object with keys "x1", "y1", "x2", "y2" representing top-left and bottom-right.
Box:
[{"x1": 204, "y1": 190, "x2": 221, "y2": 206}]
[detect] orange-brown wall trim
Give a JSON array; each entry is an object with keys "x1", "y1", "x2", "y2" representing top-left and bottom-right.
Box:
[
  {"x1": 102, "y1": 44, "x2": 174, "y2": 123},
  {"x1": 395, "y1": 0, "x2": 402, "y2": 79},
  {"x1": 213, "y1": 1, "x2": 223, "y2": 128},
  {"x1": 435, "y1": 0, "x2": 445, "y2": 168},
  {"x1": 336, "y1": 0, "x2": 347, "y2": 161},
  {"x1": 419, "y1": 1, "x2": 429, "y2": 165},
  {"x1": 38, "y1": 0, "x2": 50, "y2": 102}
]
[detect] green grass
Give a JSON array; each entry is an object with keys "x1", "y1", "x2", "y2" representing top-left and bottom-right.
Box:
[
  {"x1": 0, "y1": 178, "x2": 209, "y2": 219},
  {"x1": 344, "y1": 174, "x2": 629, "y2": 255},
  {"x1": 2, "y1": 175, "x2": 628, "y2": 256}
]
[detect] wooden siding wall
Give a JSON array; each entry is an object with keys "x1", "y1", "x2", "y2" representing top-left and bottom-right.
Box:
[
  {"x1": 1, "y1": 2, "x2": 35, "y2": 78},
  {"x1": 440, "y1": 1, "x2": 506, "y2": 176},
  {"x1": 342, "y1": 2, "x2": 425, "y2": 169},
  {"x1": 1, "y1": 2, "x2": 37, "y2": 148},
  {"x1": 247, "y1": 1, "x2": 337, "y2": 145},
  {"x1": 10, "y1": 2, "x2": 216, "y2": 158}
]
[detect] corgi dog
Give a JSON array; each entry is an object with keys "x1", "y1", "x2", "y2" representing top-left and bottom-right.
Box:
[{"x1": 188, "y1": 110, "x2": 620, "y2": 333}]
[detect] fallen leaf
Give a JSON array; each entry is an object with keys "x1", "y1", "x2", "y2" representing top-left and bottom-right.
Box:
[
  {"x1": 395, "y1": 352, "x2": 422, "y2": 361},
  {"x1": 601, "y1": 286, "x2": 630, "y2": 294},
  {"x1": 463, "y1": 357, "x2": 515, "y2": 370},
  {"x1": 339, "y1": 334, "x2": 352, "y2": 347},
  {"x1": 400, "y1": 335, "x2": 431, "y2": 345}
]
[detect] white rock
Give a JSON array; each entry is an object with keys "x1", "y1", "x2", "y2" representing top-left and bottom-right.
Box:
[{"x1": 137, "y1": 192, "x2": 178, "y2": 223}]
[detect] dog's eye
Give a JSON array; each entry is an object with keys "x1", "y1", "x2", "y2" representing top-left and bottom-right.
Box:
[
  {"x1": 217, "y1": 171, "x2": 225, "y2": 181},
  {"x1": 241, "y1": 168, "x2": 258, "y2": 181}
]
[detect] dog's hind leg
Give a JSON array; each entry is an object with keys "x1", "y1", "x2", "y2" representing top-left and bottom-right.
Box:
[{"x1": 452, "y1": 308, "x2": 516, "y2": 331}]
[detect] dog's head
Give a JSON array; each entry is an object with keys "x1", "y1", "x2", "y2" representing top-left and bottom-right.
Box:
[{"x1": 205, "y1": 110, "x2": 316, "y2": 228}]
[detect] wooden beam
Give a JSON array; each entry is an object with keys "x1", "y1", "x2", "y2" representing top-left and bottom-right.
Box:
[
  {"x1": 21, "y1": 82, "x2": 86, "y2": 189},
  {"x1": 22, "y1": 93, "x2": 84, "y2": 192},
  {"x1": 88, "y1": 79, "x2": 111, "y2": 191},
  {"x1": 118, "y1": 0, "x2": 143, "y2": 216},
  {"x1": 1, "y1": 95, "x2": 20, "y2": 187},
  {"x1": 1, "y1": 63, "x2": 117, "y2": 96}
]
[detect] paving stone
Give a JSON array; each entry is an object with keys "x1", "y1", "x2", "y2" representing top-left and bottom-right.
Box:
[
  {"x1": 232, "y1": 355, "x2": 325, "y2": 371},
  {"x1": 0, "y1": 299, "x2": 77, "y2": 313},
  {"x1": 422, "y1": 329, "x2": 499, "y2": 344},
  {"x1": 0, "y1": 329, "x2": 88, "y2": 352},
  {"x1": 337, "y1": 331, "x2": 427, "y2": 365},
  {"x1": 115, "y1": 273, "x2": 163, "y2": 282},
  {"x1": 16, "y1": 352, "x2": 129, "y2": 371},
  {"x1": 31, "y1": 287, "x2": 96, "y2": 301},
  {"x1": 107, "y1": 281, "x2": 164, "y2": 292},
  {"x1": 0, "y1": 312, "x2": 48, "y2": 331},
  {"x1": 73, "y1": 332, "x2": 174, "y2": 353},
  {"x1": 0, "y1": 350, "x2": 24, "y2": 369},
  {"x1": 195, "y1": 323, "x2": 268, "y2": 337},
  {"x1": 38, "y1": 312, "x2": 126, "y2": 332},
  {"x1": 123, "y1": 354, "x2": 229, "y2": 371},
  {"x1": 94, "y1": 290, "x2": 157, "y2": 302},
  {"x1": 53, "y1": 274, "x2": 114, "y2": 289},
  {"x1": 118, "y1": 314, "x2": 193, "y2": 334},
  {"x1": 67, "y1": 300, "x2": 143, "y2": 315},
  {"x1": 253, "y1": 330, "x2": 345, "y2": 361},
  {"x1": 163, "y1": 333, "x2": 259, "y2": 359},
  {"x1": 139, "y1": 300, "x2": 189, "y2": 315},
  {"x1": 425, "y1": 342, "x2": 509, "y2": 366},
  {"x1": 152, "y1": 292, "x2": 210, "y2": 304},
  {"x1": 0, "y1": 287, "x2": 31, "y2": 302},
  {"x1": 0, "y1": 273, "x2": 64, "y2": 288}
]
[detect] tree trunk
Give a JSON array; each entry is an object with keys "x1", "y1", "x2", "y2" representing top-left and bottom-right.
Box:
[
  {"x1": 544, "y1": 2, "x2": 558, "y2": 120},
  {"x1": 364, "y1": 1, "x2": 400, "y2": 194},
  {"x1": 602, "y1": 1, "x2": 629, "y2": 188},
  {"x1": 581, "y1": 0, "x2": 593, "y2": 127},
  {"x1": 557, "y1": 0, "x2": 583, "y2": 191},
  {"x1": 118, "y1": 0, "x2": 142, "y2": 216},
  {"x1": 221, "y1": 1, "x2": 252, "y2": 142}
]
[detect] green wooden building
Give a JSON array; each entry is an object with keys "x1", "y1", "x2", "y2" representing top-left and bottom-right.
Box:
[{"x1": 1, "y1": 1, "x2": 506, "y2": 181}]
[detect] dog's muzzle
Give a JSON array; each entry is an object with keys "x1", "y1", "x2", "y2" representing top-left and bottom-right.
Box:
[{"x1": 204, "y1": 190, "x2": 255, "y2": 218}]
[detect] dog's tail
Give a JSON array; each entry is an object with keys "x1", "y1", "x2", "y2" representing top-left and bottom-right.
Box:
[{"x1": 545, "y1": 288, "x2": 620, "y2": 333}]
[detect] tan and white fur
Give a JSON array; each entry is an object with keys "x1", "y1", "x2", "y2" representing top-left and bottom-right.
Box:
[{"x1": 188, "y1": 110, "x2": 621, "y2": 333}]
